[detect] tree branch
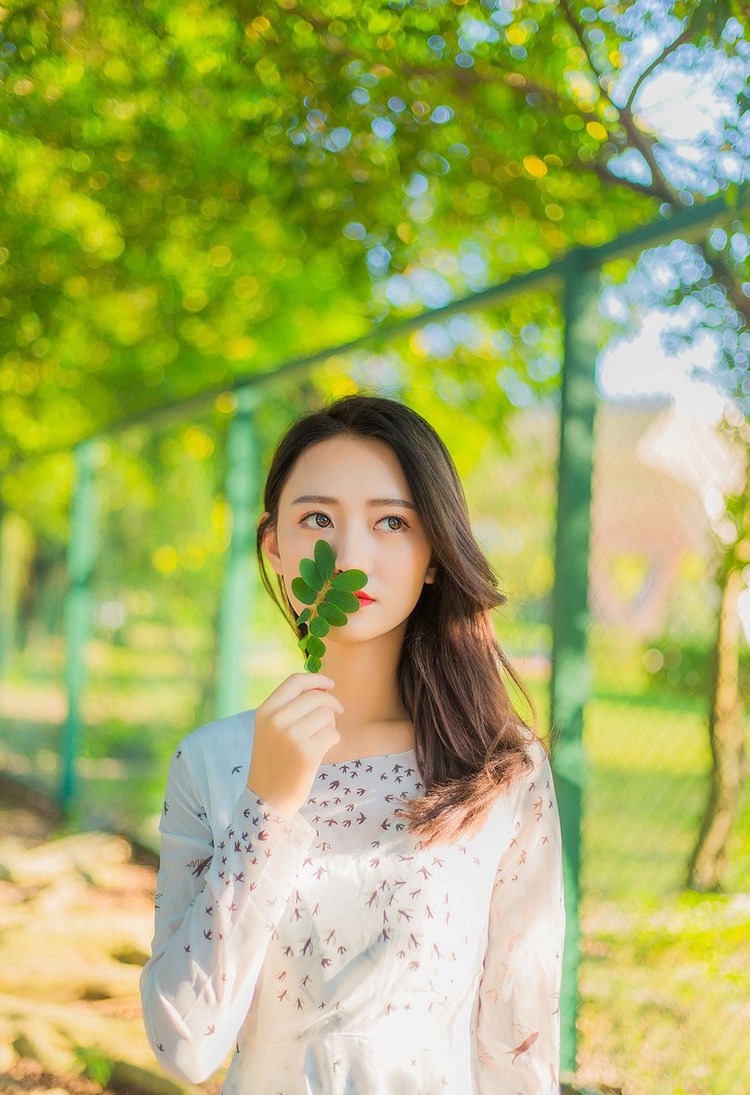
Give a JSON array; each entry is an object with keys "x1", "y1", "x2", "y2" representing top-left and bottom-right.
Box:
[
  {"x1": 619, "y1": 119, "x2": 677, "y2": 203},
  {"x1": 624, "y1": 25, "x2": 694, "y2": 113},
  {"x1": 696, "y1": 242, "x2": 750, "y2": 324},
  {"x1": 588, "y1": 168, "x2": 750, "y2": 324},
  {"x1": 557, "y1": 0, "x2": 605, "y2": 78},
  {"x1": 556, "y1": 0, "x2": 679, "y2": 204},
  {"x1": 587, "y1": 158, "x2": 660, "y2": 198},
  {"x1": 323, "y1": 4, "x2": 749, "y2": 328}
]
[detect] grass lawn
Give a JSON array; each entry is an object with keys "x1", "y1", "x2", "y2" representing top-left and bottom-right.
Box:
[{"x1": 576, "y1": 694, "x2": 750, "y2": 1095}]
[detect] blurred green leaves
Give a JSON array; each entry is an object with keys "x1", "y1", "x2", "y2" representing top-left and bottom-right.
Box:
[
  {"x1": 0, "y1": 0, "x2": 746, "y2": 498},
  {"x1": 0, "y1": 0, "x2": 660, "y2": 473}
]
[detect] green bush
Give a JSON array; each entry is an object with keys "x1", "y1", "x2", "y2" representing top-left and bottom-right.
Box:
[{"x1": 644, "y1": 636, "x2": 750, "y2": 699}]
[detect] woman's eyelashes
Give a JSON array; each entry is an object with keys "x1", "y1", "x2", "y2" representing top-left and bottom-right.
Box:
[
  {"x1": 299, "y1": 512, "x2": 332, "y2": 529},
  {"x1": 379, "y1": 514, "x2": 408, "y2": 531},
  {"x1": 299, "y1": 511, "x2": 410, "y2": 532}
]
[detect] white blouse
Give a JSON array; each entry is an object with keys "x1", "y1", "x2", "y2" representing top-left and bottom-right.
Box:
[{"x1": 140, "y1": 710, "x2": 565, "y2": 1094}]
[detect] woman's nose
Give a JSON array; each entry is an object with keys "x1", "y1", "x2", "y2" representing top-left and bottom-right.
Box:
[{"x1": 331, "y1": 525, "x2": 372, "y2": 575}]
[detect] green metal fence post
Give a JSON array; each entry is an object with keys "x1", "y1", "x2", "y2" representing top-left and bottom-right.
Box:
[
  {"x1": 216, "y1": 389, "x2": 258, "y2": 719},
  {"x1": 0, "y1": 498, "x2": 6, "y2": 680},
  {"x1": 61, "y1": 440, "x2": 101, "y2": 813},
  {"x1": 551, "y1": 249, "x2": 600, "y2": 1080}
]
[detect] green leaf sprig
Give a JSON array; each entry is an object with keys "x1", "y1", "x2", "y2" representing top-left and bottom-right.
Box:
[{"x1": 291, "y1": 539, "x2": 368, "y2": 672}]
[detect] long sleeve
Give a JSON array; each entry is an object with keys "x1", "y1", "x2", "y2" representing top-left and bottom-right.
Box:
[
  {"x1": 471, "y1": 749, "x2": 565, "y2": 1095},
  {"x1": 139, "y1": 737, "x2": 317, "y2": 1083}
]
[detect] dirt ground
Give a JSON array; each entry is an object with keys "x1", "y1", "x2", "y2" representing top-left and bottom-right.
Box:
[{"x1": 0, "y1": 776, "x2": 219, "y2": 1095}]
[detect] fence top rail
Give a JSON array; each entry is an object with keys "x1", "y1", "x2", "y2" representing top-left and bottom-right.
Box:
[{"x1": 4, "y1": 192, "x2": 743, "y2": 471}]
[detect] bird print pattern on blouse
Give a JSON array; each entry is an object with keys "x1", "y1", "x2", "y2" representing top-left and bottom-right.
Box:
[{"x1": 140, "y1": 711, "x2": 565, "y2": 1095}]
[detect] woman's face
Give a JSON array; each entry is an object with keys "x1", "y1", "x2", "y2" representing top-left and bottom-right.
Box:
[{"x1": 261, "y1": 435, "x2": 436, "y2": 646}]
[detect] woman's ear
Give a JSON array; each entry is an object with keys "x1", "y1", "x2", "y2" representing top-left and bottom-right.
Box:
[
  {"x1": 424, "y1": 558, "x2": 438, "y2": 585},
  {"x1": 259, "y1": 513, "x2": 283, "y2": 576}
]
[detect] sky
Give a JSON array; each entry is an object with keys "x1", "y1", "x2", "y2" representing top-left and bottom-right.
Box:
[
  {"x1": 597, "y1": 19, "x2": 750, "y2": 637},
  {"x1": 597, "y1": 21, "x2": 746, "y2": 421},
  {"x1": 597, "y1": 311, "x2": 726, "y2": 422}
]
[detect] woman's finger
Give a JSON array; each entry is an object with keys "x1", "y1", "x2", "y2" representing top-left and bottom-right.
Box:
[
  {"x1": 261, "y1": 672, "x2": 337, "y2": 717},
  {"x1": 271, "y1": 689, "x2": 344, "y2": 731}
]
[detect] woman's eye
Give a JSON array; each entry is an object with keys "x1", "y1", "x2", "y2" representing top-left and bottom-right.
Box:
[
  {"x1": 301, "y1": 512, "x2": 332, "y2": 529},
  {"x1": 378, "y1": 515, "x2": 407, "y2": 531}
]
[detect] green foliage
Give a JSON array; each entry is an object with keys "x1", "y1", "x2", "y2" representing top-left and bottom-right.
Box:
[
  {"x1": 290, "y1": 577, "x2": 318, "y2": 605},
  {"x1": 308, "y1": 615, "x2": 330, "y2": 637},
  {"x1": 331, "y1": 571, "x2": 369, "y2": 592},
  {"x1": 292, "y1": 539, "x2": 366, "y2": 671},
  {"x1": 646, "y1": 635, "x2": 750, "y2": 698},
  {"x1": 314, "y1": 537, "x2": 335, "y2": 583},
  {"x1": 317, "y1": 601, "x2": 349, "y2": 628},
  {"x1": 324, "y1": 587, "x2": 360, "y2": 612},
  {"x1": 74, "y1": 1045, "x2": 114, "y2": 1088},
  {"x1": 299, "y1": 556, "x2": 325, "y2": 592},
  {"x1": 1, "y1": 0, "x2": 721, "y2": 483},
  {"x1": 1, "y1": 0, "x2": 746, "y2": 556}
]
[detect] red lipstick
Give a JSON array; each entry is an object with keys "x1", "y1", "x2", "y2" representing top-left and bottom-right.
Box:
[{"x1": 354, "y1": 591, "x2": 375, "y2": 605}]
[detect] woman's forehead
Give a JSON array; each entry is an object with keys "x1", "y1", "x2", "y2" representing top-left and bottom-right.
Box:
[{"x1": 282, "y1": 436, "x2": 411, "y2": 499}]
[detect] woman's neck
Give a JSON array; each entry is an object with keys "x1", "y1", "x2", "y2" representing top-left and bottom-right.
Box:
[{"x1": 317, "y1": 628, "x2": 411, "y2": 747}]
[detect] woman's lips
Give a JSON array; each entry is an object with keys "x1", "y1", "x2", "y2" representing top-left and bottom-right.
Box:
[{"x1": 354, "y1": 592, "x2": 375, "y2": 605}]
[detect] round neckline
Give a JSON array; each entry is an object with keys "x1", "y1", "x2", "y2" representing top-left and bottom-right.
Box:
[{"x1": 318, "y1": 747, "x2": 416, "y2": 769}]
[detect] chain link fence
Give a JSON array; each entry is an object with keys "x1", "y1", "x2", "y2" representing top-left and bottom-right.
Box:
[{"x1": 578, "y1": 392, "x2": 749, "y2": 1093}]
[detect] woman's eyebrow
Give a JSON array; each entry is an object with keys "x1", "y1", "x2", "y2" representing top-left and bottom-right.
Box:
[
  {"x1": 369, "y1": 497, "x2": 417, "y2": 510},
  {"x1": 291, "y1": 494, "x2": 417, "y2": 510}
]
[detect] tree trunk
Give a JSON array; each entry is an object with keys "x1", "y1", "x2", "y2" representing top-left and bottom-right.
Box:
[{"x1": 687, "y1": 564, "x2": 746, "y2": 892}]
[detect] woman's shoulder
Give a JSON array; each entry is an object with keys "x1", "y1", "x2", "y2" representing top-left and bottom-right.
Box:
[
  {"x1": 167, "y1": 709, "x2": 257, "y2": 827},
  {"x1": 500, "y1": 730, "x2": 553, "y2": 808},
  {"x1": 525, "y1": 732, "x2": 550, "y2": 773},
  {"x1": 175, "y1": 708, "x2": 256, "y2": 783},
  {"x1": 182, "y1": 707, "x2": 255, "y2": 750}
]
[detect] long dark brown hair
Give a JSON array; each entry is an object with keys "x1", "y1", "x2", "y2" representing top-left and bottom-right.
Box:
[{"x1": 256, "y1": 394, "x2": 542, "y2": 847}]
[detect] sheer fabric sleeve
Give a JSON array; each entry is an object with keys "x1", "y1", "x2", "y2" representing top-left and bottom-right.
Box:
[
  {"x1": 139, "y1": 738, "x2": 317, "y2": 1083},
  {"x1": 471, "y1": 749, "x2": 565, "y2": 1094}
]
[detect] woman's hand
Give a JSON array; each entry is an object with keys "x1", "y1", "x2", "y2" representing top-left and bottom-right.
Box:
[{"x1": 246, "y1": 673, "x2": 343, "y2": 819}]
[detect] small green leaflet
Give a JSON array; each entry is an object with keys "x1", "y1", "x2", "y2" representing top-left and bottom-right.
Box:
[{"x1": 293, "y1": 539, "x2": 368, "y2": 672}]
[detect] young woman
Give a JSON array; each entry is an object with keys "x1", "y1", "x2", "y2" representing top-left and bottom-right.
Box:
[{"x1": 140, "y1": 394, "x2": 565, "y2": 1095}]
